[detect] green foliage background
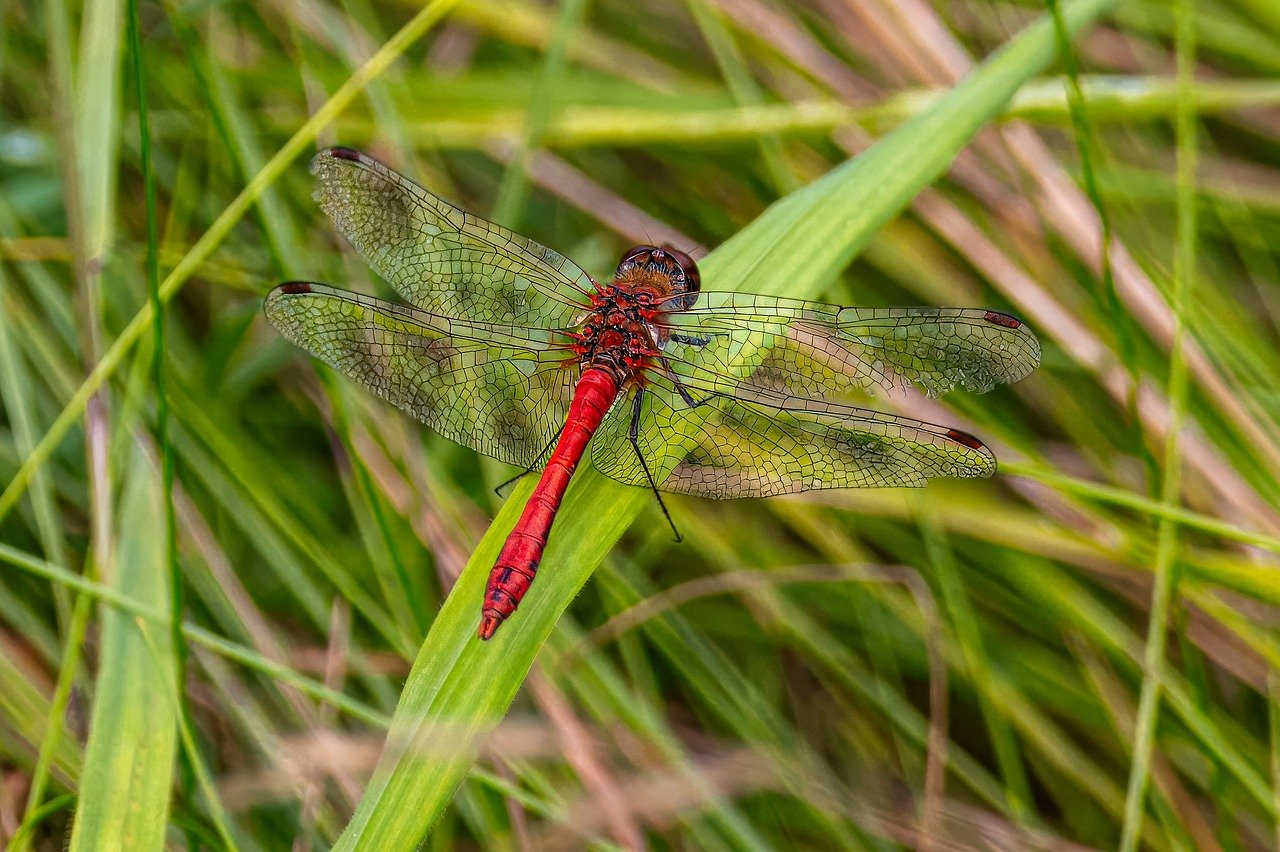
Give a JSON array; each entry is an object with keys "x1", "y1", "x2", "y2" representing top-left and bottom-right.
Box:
[{"x1": 3, "y1": 0, "x2": 1280, "y2": 848}]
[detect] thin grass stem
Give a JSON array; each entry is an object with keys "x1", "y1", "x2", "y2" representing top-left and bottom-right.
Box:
[{"x1": 1119, "y1": 0, "x2": 1198, "y2": 846}]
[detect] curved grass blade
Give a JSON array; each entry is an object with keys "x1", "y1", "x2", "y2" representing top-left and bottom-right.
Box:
[{"x1": 335, "y1": 0, "x2": 1116, "y2": 846}]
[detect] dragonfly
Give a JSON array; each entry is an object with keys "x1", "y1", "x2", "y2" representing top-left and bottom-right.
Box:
[{"x1": 265, "y1": 147, "x2": 1041, "y2": 640}]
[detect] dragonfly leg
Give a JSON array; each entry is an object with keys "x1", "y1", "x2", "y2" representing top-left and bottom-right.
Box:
[
  {"x1": 669, "y1": 332, "x2": 713, "y2": 347},
  {"x1": 494, "y1": 423, "x2": 566, "y2": 496},
  {"x1": 659, "y1": 356, "x2": 720, "y2": 410},
  {"x1": 629, "y1": 388, "x2": 682, "y2": 543}
]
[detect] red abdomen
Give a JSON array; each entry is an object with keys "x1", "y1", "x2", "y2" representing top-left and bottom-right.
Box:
[{"x1": 478, "y1": 368, "x2": 620, "y2": 640}]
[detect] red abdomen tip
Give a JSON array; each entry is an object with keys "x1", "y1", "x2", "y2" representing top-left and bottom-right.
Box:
[
  {"x1": 478, "y1": 612, "x2": 501, "y2": 640},
  {"x1": 945, "y1": 428, "x2": 986, "y2": 451},
  {"x1": 983, "y1": 310, "x2": 1021, "y2": 329}
]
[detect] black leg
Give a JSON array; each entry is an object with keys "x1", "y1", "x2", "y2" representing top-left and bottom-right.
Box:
[
  {"x1": 660, "y1": 356, "x2": 720, "y2": 410},
  {"x1": 494, "y1": 423, "x2": 565, "y2": 496},
  {"x1": 669, "y1": 332, "x2": 713, "y2": 347},
  {"x1": 628, "y1": 388, "x2": 682, "y2": 543}
]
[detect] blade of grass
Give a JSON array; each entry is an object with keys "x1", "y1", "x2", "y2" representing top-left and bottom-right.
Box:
[
  {"x1": 129, "y1": 0, "x2": 180, "y2": 718},
  {"x1": 74, "y1": 0, "x2": 123, "y2": 256},
  {"x1": 299, "y1": 75, "x2": 1280, "y2": 150},
  {"x1": 68, "y1": 446, "x2": 178, "y2": 851},
  {"x1": 1006, "y1": 75, "x2": 1280, "y2": 123},
  {"x1": 1119, "y1": 0, "x2": 1199, "y2": 845},
  {"x1": 335, "y1": 1, "x2": 1115, "y2": 845},
  {"x1": 129, "y1": 0, "x2": 200, "y2": 841},
  {"x1": 1004, "y1": 462, "x2": 1280, "y2": 555},
  {"x1": 68, "y1": 0, "x2": 119, "y2": 680}
]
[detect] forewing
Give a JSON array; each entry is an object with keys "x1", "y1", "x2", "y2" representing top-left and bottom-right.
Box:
[
  {"x1": 264, "y1": 282, "x2": 575, "y2": 468},
  {"x1": 591, "y1": 379, "x2": 994, "y2": 498},
  {"x1": 658, "y1": 292, "x2": 1041, "y2": 401},
  {"x1": 310, "y1": 147, "x2": 593, "y2": 327}
]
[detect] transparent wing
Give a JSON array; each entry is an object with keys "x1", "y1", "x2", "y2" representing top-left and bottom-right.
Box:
[
  {"x1": 310, "y1": 147, "x2": 593, "y2": 327},
  {"x1": 657, "y1": 292, "x2": 1041, "y2": 401},
  {"x1": 264, "y1": 282, "x2": 576, "y2": 468},
  {"x1": 591, "y1": 378, "x2": 994, "y2": 498}
]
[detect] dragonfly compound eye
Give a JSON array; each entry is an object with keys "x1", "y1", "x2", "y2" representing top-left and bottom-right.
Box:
[
  {"x1": 663, "y1": 245, "x2": 701, "y2": 311},
  {"x1": 617, "y1": 245, "x2": 655, "y2": 273}
]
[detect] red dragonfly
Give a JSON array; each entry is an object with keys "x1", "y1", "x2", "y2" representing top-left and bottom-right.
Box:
[{"x1": 266, "y1": 147, "x2": 1040, "y2": 640}]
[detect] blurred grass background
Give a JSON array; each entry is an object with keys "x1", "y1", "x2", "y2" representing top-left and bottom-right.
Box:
[{"x1": 3, "y1": 0, "x2": 1280, "y2": 847}]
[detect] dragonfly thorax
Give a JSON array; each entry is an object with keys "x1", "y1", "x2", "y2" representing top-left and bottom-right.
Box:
[{"x1": 572, "y1": 287, "x2": 664, "y2": 381}]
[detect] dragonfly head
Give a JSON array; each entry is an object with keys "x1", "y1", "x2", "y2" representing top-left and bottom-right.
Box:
[{"x1": 616, "y1": 245, "x2": 701, "y2": 312}]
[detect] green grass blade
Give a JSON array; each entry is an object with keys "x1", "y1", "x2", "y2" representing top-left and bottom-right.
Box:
[
  {"x1": 73, "y1": 0, "x2": 123, "y2": 260},
  {"x1": 1119, "y1": 0, "x2": 1199, "y2": 846},
  {"x1": 335, "y1": 1, "x2": 1115, "y2": 845},
  {"x1": 68, "y1": 446, "x2": 178, "y2": 851},
  {"x1": 303, "y1": 75, "x2": 1280, "y2": 152}
]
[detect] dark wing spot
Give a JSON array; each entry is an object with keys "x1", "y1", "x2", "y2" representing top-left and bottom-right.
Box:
[
  {"x1": 983, "y1": 310, "x2": 1022, "y2": 329},
  {"x1": 327, "y1": 146, "x2": 362, "y2": 162},
  {"x1": 945, "y1": 428, "x2": 986, "y2": 450},
  {"x1": 277, "y1": 282, "x2": 313, "y2": 295}
]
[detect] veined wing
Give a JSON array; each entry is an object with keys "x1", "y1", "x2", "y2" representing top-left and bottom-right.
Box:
[
  {"x1": 264, "y1": 282, "x2": 576, "y2": 468},
  {"x1": 310, "y1": 147, "x2": 593, "y2": 327},
  {"x1": 656, "y1": 292, "x2": 1040, "y2": 401},
  {"x1": 591, "y1": 377, "x2": 994, "y2": 498}
]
